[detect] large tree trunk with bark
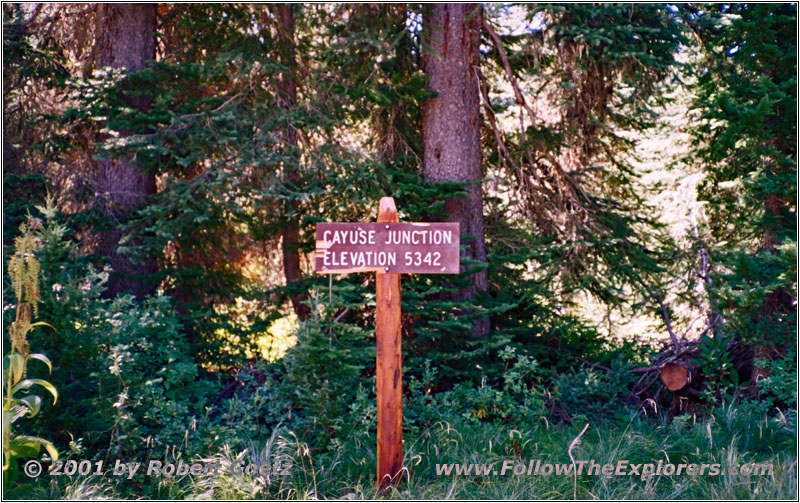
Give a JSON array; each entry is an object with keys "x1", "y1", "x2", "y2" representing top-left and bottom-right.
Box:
[
  {"x1": 422, "y1": 4, "x2": 490, "y2": 337},
  {"x1": 92, "y1": 4, "x2": 157, "y2": 298},
  {"x1": 273, "y1": 5, "x2": 310, "y2": 319}
]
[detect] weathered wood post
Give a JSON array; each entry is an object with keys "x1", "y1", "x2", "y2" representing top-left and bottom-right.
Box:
[
  {"x1": 315, "y1": 197, "x2": 459, "y2": 491},
  {"x1": 375, "y1": 197, "x2": 402, "y2": 489}
]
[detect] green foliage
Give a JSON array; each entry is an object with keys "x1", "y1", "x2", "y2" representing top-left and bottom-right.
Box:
[
  {"x1": 2, "y1": 173, "x2": 49, "y2": 244},
  {"x1": 691, "y1": 333, "x2": 739, "y2": 401},
  {"x1": 3, "y1": 350, "x2": 59, "y2": 484},
  {"x1": 3, "y1": 217, "x2": 59, "y2": 484},
  {"x1": 2, "y1": 4, "x2": 69, "y2": 180},
  {"x1": 753, "y1": 349, "x2": 798, "y2": 413},
  {"x1": 50, "y1": 3, "x2": 408, "y2": 367},
  {"x1": 2, "y1": 4, "x2": 797, "y2": 499},
  {"x1": 550, "y1": 363, "x2": 640, "y2": 424},
  {"x1": 3, "y1": 206, "x2": 211, "y2": 464},
  {"x1": 481, "y1": 3, "x2": 688, "y2": 313},
  {"x1": 16, "y1": 206, "x2": 117, "y2": 450},
  {"x1": 405, "y1": 348, "x2": 547, "y2": 431},
  {"x1": 276, "y1": 294, "x2": 374, "y2": 447},
  {"x1": 103, "y1": 294, "x2": 212, "y2": 456},
  {"x1": 205, "y1": 362, "x2": 293, "y2": 451},
  {"x1": 101, "y1": 400, "x2": 798, "y2": 499},
  {"x1": 688, "y1": 3, "x2": 797, "y2": 350},
  {"x1": 386, "y1": 167, "x2": 511, "y2": 384},
  {"x1": 185, "y1": 432, "x2": 298, "y2": 500}
]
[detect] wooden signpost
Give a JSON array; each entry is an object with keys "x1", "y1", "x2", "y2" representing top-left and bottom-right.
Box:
[{"x1": 315, "y1": 197, "x2": 460, "y2": 490}]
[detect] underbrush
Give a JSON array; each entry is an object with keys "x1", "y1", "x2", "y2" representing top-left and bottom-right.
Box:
[{"x1": 12, "y1": 402, "x2": 795, "y2": 500}]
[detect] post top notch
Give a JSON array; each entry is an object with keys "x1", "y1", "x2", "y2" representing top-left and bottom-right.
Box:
[
  {"x1": 378, "y1": 197, "x2": 398, "y2": 223},
  {"x1": 379, "y1": 197, "x2": 397, "y2": 212}
]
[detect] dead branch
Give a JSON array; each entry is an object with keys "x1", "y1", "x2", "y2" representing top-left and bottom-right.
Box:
[
  {"x1": 633, "y1": 276, "x2": 679, "y2": 351},
  {"x1": 482, "y1": 17, "x2": 539, "y2": 128},
  {"x1": 475, "y1": 66, "x2": 511, "y2": 170},
  {"x1": 690, "y1": 205, "x2": 724, "y2": 336}
]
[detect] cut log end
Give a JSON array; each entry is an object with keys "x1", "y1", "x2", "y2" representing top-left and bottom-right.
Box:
[{"x1": 660, "y1": 362, "x2": 690, "y2": 391}]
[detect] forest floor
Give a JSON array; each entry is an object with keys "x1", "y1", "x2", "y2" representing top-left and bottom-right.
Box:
[{"x1": 16, "y1": 402, "x2": 796, "y2": 500}]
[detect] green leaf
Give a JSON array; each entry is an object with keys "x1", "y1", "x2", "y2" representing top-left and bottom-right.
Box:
[
  {"x1": 10, "y1": 436, "x2": 58, "y2": 461},
  {"x1": 41, "y1": 439, "x2": 59, "y2": 461},
  {"x1": 11, "y1": 379, "x2": 58, "y2": 405},
  {"x1": 28, "y1": 321, "x2": 55, "y2": 331},
  {"x1": 8, "y1": 437, "x2": 41, "y2": 458},
  {"x1": 3, "y1": 411, "x2": 13, "y2": 436},
  {"x1": 17, "y1": 395, "x2": 42, "y2": 418},
  {"x1": 4, "y1": 354, "x2": 25, "y2": 387},
  {"x1": 26, "y1": 354, "x2": 52, "y2": 374}
]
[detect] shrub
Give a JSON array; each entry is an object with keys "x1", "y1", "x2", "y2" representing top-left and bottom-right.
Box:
[
  {"x1": 103, "y1": 294, "x2": 214, "y2": 457},
  {"x1": 406, "y1": 348, "x2": 547, "y2": 432},
  {"x1": 550, "y1": 361, "x2": 639, "y2": 423},
  {"x1": 756, "y1": 349, "x2": 798, "y2": 410},
  {"x1": 6, "y1": 204, "x2": 212, "y2": 460}
]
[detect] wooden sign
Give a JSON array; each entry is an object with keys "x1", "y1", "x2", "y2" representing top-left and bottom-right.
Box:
[
  {"x1": 315, "y1": 199, "x2": 461, "y2": 491},
  {"x1": 315, "y1": 222, "x2": 460, "y2": 274}
]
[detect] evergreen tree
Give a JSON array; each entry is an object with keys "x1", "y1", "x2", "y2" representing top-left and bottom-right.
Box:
[
  {"x1": 481, "y1": 4, "x2": 687, "y2": 332},
  {"x1": 272, "y1": 4, "x2": 310, "y2": 320},
  {"x1": 687, "y1": 3, "x2": 797, "y2": 370}
]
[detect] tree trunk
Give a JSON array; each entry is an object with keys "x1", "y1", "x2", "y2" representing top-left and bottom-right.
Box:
[
  {"x1": 92, "y1": 4, "x2": 157, "y2": 298},
  {"x1": 422, "y1": 4, "x2": 489, "y2": 337},
  {"x1": 273, "y1": 5, "x2": 310, "y2": 320}
]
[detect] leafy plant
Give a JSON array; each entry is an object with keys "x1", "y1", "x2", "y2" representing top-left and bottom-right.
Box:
[
  {"x1": 3, "y1": 219, "x2": 59, "y2": 484},
  {"x1": 691, "y1": 333, "x2": 739, "y2": 401},
  {"x1": 754, "y1": 349, "x2": 797, "y2": 411}
]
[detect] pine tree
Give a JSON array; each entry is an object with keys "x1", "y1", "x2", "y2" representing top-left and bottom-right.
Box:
[
  {"x1": 688, "y1": 3, "x2": 797, "y2": 371},
  {"x1": 272, "y1": 4, "x2": 310, "y2": 320}
]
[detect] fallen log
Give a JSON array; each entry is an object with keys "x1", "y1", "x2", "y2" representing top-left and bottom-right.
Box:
[
  {"x1": 629, "y1": 335, "x2": 758, "y2": 420},
  {"x1": 660, "y1": 360, "x2": 699, "y2": 391},
  {"x1": 628, "y1": 341, "x2": 704, "y2": 418}
]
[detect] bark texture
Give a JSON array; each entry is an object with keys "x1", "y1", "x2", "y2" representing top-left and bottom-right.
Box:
[
  {"x1": 422, "y1": 4, "x2": 489, "y2": 336},
  {"x1": 93, "y1": 4, "x2": 157, "y2": 298},
  {"x1": 274, "y1": 5, "x2": 310, "y2": 319}
]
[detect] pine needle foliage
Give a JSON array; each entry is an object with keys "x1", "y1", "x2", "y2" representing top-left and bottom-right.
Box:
[{"x1": 687, "y1": 3, "x2": 797, "y2": 350}]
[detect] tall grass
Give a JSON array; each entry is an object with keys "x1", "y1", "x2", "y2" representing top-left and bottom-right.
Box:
[{"x1": 13, "y1": 403, "x2": 796, "y2": 500}]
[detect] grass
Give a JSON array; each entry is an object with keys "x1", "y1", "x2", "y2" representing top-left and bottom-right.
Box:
[{"x1": 14, "y1": 401, "x2": 795, "y2": 500}]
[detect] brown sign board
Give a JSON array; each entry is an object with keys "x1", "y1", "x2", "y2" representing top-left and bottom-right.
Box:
[{"x1": 315, "y1": 222, "x2": 460, "y2": 274}]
